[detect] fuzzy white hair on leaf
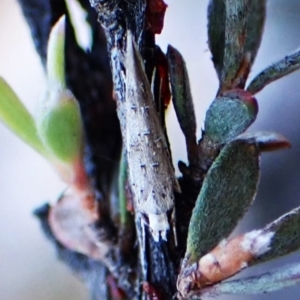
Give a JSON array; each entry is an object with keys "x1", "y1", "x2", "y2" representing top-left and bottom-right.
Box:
[{"x1": 241, "y1": 229, "x2": 275, "y2": 256}]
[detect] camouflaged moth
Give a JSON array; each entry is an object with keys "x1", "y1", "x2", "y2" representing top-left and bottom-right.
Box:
[{"x1": 125, "y1": 32, "x2": 179, "y2": 242}]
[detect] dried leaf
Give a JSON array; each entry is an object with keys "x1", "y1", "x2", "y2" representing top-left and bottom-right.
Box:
[
  {"x1": 154, "y1": 46, "x2": 171, "y2": 109},
  {"x1": 48, "y1": 192, "x2": 103, "y2": 260},
  {"x1": 178, "y1": 229, "x2": 275, "y2": 299},
  {"x1": 178, "y1": 206, "x2": 300, "y2": 299},
  {"x1": 146, "y1": 0, "x2": 168, "y2": 34},
  {"x1": 125, "y1": 32, "x2": 177, "y2": 242},
  {"x1": 237, "y1": 131, "x2": 291, "y2": 152}
]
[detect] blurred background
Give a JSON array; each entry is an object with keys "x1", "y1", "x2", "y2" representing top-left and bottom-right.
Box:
[{"x1": 0, "y1": 0, "x2": 300, "y2": 299}]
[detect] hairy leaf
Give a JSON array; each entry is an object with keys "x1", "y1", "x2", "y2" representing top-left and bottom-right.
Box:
[
  {"x1": 167, "y1": 45, "x2": 198, "y2": 165},
  {"x1": 247, "y1": 49, "x2": 300, "y2": 95},
  {"x1": 186, "y1": 139, "x2": 260, "y2": 263},
  {"x1": 208, "y1": 0, "x2": 266, "y2": 92},
  {"x1": 204, "y1": 89, "x2": 258, "y2": 145},
  {"x1": 253, "y1": 206, "x2": 300, "y2": 265}
]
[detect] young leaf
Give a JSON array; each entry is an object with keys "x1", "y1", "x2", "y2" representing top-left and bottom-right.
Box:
[
  {"x1": 247, "y1": 49, "x2": 300, "y2": 95},
  {"x1": 203, "y1": 89, "x2": 258, "y2": 146},
  {"x1": 0, "y1": 77, "x2": 46, "y2": 155},
  {"x1": 37, "y1": 15, "x2": 85, "y2": 185},
  {"x1": 185, "y1": 139, "x2": 260, "y2": 264},
  {"x1": 38, "y1": 90, "x2": 84, "y2": 164},
  {"x1": 47, "y1": 15, "x2": 66, "y2": 89}
]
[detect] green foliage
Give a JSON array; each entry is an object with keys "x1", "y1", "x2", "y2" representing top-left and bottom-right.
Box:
[
  {"x1": 167, "y1": 45, "x2": 196, "y2": 143},
  {"x1": 0, "y1": 77, "x2": 46, "y2": 155},
  {"x1": 204, "y1": 90, "x2": 258, "y2": 145},
  {"x1": 0, "y1": 15, "x2": 84, "y2": 183},
  {"x1": 247, "y1": 49, "x2": 300, "y2": 95},
  {"x1": 47, "y1": 15, "x2": 66, "y2": 89},
  {"x1": 186, "y1": 140, "x2": 259, "y2": 263},
  {"x1": 208, "y1": 0, "x2": 266, "y2": 91},
  {"x1": 254, "y1": 207, "x2": 300, "y2": 265},
  {"x1": 38, "y1": 90, "x2": 83, "y2": 163}
]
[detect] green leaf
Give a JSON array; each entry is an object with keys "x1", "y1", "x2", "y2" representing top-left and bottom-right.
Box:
[
  {"x1": 208, "y1": 0, "x2": 266, "y2": 92},
  {"x1": 166, "y1": 45, "x2": 196, "y2": 140},
  {"x1": 253, "y1": 206, "x2": 300, "y2": 265},
  {"x1": 186, "y1": 139, "x2": 259, "y2": 264},
  {"x1": 47, "y1": 15, "x2": 66, "y2": 89},
  {"x1": 118, "y1": 149, "x2": 129, "y2": 225},
  {"x1": 204, "y1": 89, "x2": 258, "y2": 145},
  {"x1": 247, "y1": 49, "x2": 300, "y2": 95},
  {"x1": 38, "y1": 90, "x2": 83, "y2": 163},
  {"x1": 167, "y1": 45, "x2": 198, "y2": 166},
  {"x1": 0, "y1": 77, "x2": 46, "y2": 155},
  {"x1": 38, "y1": 14, "x2": 83, "y2": 165}
]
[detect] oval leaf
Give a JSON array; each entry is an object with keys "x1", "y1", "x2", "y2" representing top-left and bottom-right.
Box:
[
  {"x1": 186, "y1": 139, "x2": 260, "y2": 264},
  {"x1": 38, "y1": 90, "x2": 84, "y2": 163},
  {"x1": 204, "y1": 89, "x2": 258, "y2": 145}
]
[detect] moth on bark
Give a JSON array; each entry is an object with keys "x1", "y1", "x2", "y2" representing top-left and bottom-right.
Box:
[{"x1": 125, "y1": 32, "x2": 179, "y2": 242}]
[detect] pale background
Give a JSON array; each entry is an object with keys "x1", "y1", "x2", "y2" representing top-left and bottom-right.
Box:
[{"x1": 0, "y1": 0, "x2": 300, "y2": 299}]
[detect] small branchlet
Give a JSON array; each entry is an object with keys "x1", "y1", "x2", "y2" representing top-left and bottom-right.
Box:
[
  {"x1": 176, "y1": 1, "x2": 300, "y2": 298},
  {"x1": 0, "y1": 16, "x2": 117, "y2": 267},
  {"x1": 5, "y1": 1, "x2": 300, "y2": 299}
]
